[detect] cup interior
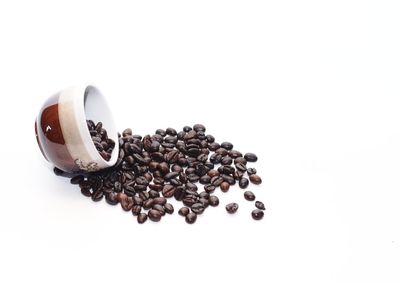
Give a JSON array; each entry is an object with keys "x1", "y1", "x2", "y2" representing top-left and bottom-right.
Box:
[{"x1": 83, "y1": 86, "x2": 119, "y2": 167}]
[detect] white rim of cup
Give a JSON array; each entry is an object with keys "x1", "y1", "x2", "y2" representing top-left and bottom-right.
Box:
[{"x1": 58, "y1": 85, "x2": 119, "y2": 171}]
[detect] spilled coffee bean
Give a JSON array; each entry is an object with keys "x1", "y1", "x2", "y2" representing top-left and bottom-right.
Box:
[{"x1": 62, "y1": 123, "x2": 264, "y2": 223}]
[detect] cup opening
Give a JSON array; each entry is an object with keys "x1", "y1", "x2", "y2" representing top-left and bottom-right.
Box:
[{"x1": 83, "y1": 86, "x2": 119, "y2": 167}]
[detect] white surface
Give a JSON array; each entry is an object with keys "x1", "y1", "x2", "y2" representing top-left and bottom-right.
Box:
[{"x1": 0, "y1": 1, "x2": 399, "y2": 282}]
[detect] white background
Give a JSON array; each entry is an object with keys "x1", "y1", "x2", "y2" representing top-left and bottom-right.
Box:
[{"x1": 0, "y1": 1, "x2": 399, "y2": 282}]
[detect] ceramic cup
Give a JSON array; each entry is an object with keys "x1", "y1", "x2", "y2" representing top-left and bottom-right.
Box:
[{"x1": 35, "y1": 85, "x2": 119, "y2": 173}]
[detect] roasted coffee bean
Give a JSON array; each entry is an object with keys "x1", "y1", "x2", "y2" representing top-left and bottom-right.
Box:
[
  {"x1": 166, "y1": 127, "x2": 177, "y2": 136},
  {"x1": 171, "y1": 164, "x2": 183, "y2": 173},
  {"x1": 193, "y1": 124, "x2": 206, "y2": 132},
  {"x1": 229, "y1": 150, "x2": 242, "y2": 158},
  {"x1": 208, "y1": 142, "x2": 220, "y2": 151},
  {"x1": 234, "y1": 157, "x2": 247, "y2": 165},
  {"x1": 164, "y1": 203, "x2": 174, "y2": 214},
  {"x1": 185, "y1": 212, "x2": 197, "y2": 224},
  {"x1": 148, "y1": 190, "x2": 160, "y2": 198},
  {"x1": 133, "y1": 195, "x2": 143, "y2": 206},
  {"x1": 239, "y1": 177, "x2": 249, "y2": 189},
  {"x1": 143, "y1": 198, "x2": 154, "y2": 209},
  {"x1": 221, "y1": 156, "x2": 233, "y2": 165},
  {"x1": 207, "y1": 169, "x2": 219, "y2": 177},
  {"x1": 204, "y1": 184, "x2": 216, "y2": 193},
  {"x1": 182, "y1": 126, "x2": 192, "y2": 132},
  {"x1": 199, "y1": 191, "x2": 209, "y2": 199},
  {"x1": 205, "y1": 134, "x2": 215, "y2": 143},
  {"x1": 153, "y1": 197, "x2": 167, "y2": 205},
  {"x1": 164, "y1": 171, "x2": 179, "y2": 181},
  {"x1": 208, "y1": 195, "x2": 219, "y2": 206},
  {"x1": 70, "y1": 175, "x2": 84, "y2": 185},
  {"x1": 222, "y1": 174, "x2": 235, "y2": 185},
  {"x1": 105, "y1": 192, "x2": 119, "y2": 205},
  {"x1": 251, "y1": 209, "x2": 264, "y2": 220},
  {"x1": 235, "y1": 163, "x2": 247, "y2": 172},
  {"x1": 120, "y1": 196, "x2": 134, "y2": 211},
  {"x1": 131, "y1": 205, "x2": 142, "y2": 216},
  {"x1": 157, "y1": 163, "x2": 170, "y2": 175},
  {"x1": 255, "y1": 201, "x2": 265, "y2": 210},
  {"x1": 211, "y1": 176, "x2": 224, "y2": 187},
  {"x1": 186, "y1": 182, "x2": 198, "y2": 191},
  {"x1": 165, "y1": 136, "x2": 178, "y2": 144},
  {"x1": 174, "y1": 186, "x2": 186, "y2": 201},
  {"x1": 249, "y1": 174, "x2": 262, "y2": 185},
  {"x1": 183, "y1": 195, "x2": 197, "y2": 207},
  {"x1": 81, "y1": 187, "x2": 92, "y2": 197},
  {"x1": 198, "y1": 198, "x2": 209, "y2": 208},
  {"x1": 187, "y1": 173, "x2": 200, "y2": 183},
  {"x1": 220, "y1": 181, "x2": 230, "y2": 192},
  {"x1": 149, "y1": 141, "x2": 160, "y2": 152},
  {"x1": 91, "y1": 189, "x2": 104, "y2": 202},
  {"x1": 134, "y1": 185, "x2": 147, "y2": 192},
  {"x1": 155, "y1": 129, "x2": 166, "y2": 136},
  {"x1": 135, "y1": 176, "x2": 149, "y2": 186},
  {"x1": 177, "y1": 131, "x2": 186, "y2": 140},
  {"x1": 210, "y1": 153, "x2": 222, "y2": 164},
  {"x1": 247, "y1": 168, "x2": 257, "y2": 175},
  {"x1": 137, "y1": 213, "x2": 148, "y2": 224},
  {"x1": 220, "y1": 142, "x2": 233, "y2": 150},
  {"x1": 244, "y1": 153, "x2": 258, "y2": 162},
  {"x1": 199, "y1": 175, "x2": 211, "y2": 184},
  {"x1": 225, "y1": 203, "x2": 239, "y2": 214},
  {"x1": 194, "y1": 164, "x2": 208, "y2": 176},
  {"x1": 148, "y1": 209, "x2": 162, "y2": 222},
  {"x1": 79, "y1": 180, "x2": 92, "y2": 190},
  {"x1": 162, "y1": 184, "x2": 175, "y2": 198},
  {"x1": 178, "y1": 207, "x2": 190, "y2": 216},
  {"x1": 139, "y1": 191, "x2": 150, "y2": 201},
  {"x1": 244, "y1": 191, "x2": 256, "y2": 201},
  {"x1": 153, "y1": 204, "x2": 165, "y2": 216},
  {"x1": 191, "y1": 203, "x2": 205, "y2": 214},
  {"x1": 170, "y1": 178, "x2": 182, "y2": 186},
  {"x1": 149, "y1": 183, "x2": 163, "y2": 192}
]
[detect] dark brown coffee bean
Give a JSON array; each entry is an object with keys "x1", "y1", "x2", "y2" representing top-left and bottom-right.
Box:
[
  {"x1": 211, "y1": 176, "x2": 224, "y2": 187},
  {"x1": 255, "y1": 201, "x2": 265, "y2": 210},
  {"x1": 155, "y1": 129, "x2": 166, "y2": 136},
  {"x1": 204, "y1": 184, "x2": 216, "y2": 193},
  {"x1": 235, "y1": 163, "x2": 247, "y2": 172},
  {"x1": 137, "y1": 213, "x2": 148, "y2": 224},
  {"x1": 198, "y1": 198, "x2": 209, "y2": 208},
  {"x1": 222, "y1": 174, "x2": 235, "y2": 185},
  {"x1": 207, "y1": 169, "x2": 219, "y2": 177},
  {"x1": 208, "y1": 195, "x2": 219, "y2": 206},
  {"x1": 79, "y1": 180, "x2": 91, "y2": 190},
  {"x1": 162, "y1": 184, "x2": 175, "y2": 198},
  {"x1": 164, "y1": 171, "x2": 179, "y2": 181},
  {"x1": 131, "y1": 205, "x2": 142, "y2": 216},
  {"x1": 139, "y1": 191, "x2": 150, "y2": 201},
  {"x1": 251, "y1": 209, "x2": 264, "y2": 220},
  {"x1": 170, "y1": 178, "x2": 182, "y2": 186},
  {"x1": 153, "y1": 204, "x2": 165, "y2": 216},
  {"x1": 221, "y1": 156, "x2": 233, "y2": 165},
  {"x1": 220, "y1": 142, "x2": 233, "y2": 150},
  {"x1": 199, "y1": 175, "x2": 211, "y2": 184},
  {"x1": 239, "y1": 177, "x2": 249, "y2": 189},
  {"x1": 249, "y1": 174, "x2": 262, "y2": 185},
  {"x1": 193, "y1": 124, "x2": 206, "y2": 132},
  {"x1": 185, "y1": 212, "x2": 197, "y2": 224},
  {"x1": 174, "y1": 186, "x2": 186, "y2": 201},
  {"x1": 91, "y1": 189, "x2": 104, "y2": 202},
  {"x1": 183, "y1": 195, "x2": 197, "y2": 207},
  {"x1": 244, "y1": 191, "x2": 256, "y2": 201},
  {"x1": 225, "y1": 202, "x2": 239, "y2": 214},
  {"x1": 153, "y1": 197, "x2": 167, "y2": 205},
  {"x1": 234, "y1": 157, "x2": 247, "y2": 165},
  {"x1": 70, "y1": 175, "x2": 84, "y2": 185},
  {"x1": 186, "y1": 182, "x2": 198, "y2": 191},
  {"x1": 199, "y1": 191, "x2": 209, "y2": 199},
  {"x1": 81, "y1": 187, "x2": 92, "y2": 197},
  {"x1": 105, "y1": 192, "x2": 119, "y2": 205},
  {"x1": 164, "y1": 203, "x2": 174, "y2": 214},
  {"x1": 143, "y1": 198, "x2": 154, "y2": 209},
  {"x1": 191, "y1": 203, "x2": 205, "y2": 214},
  {"x1": 120, "y1": 196, "x2": 134, "y2": 211},
  {"x1": 148, "y1": 209, "x2": 161, "y2": 222},
  {"x1": 220, "y1": 181, "x2": 230, "y2": 192},
  {"x1": 208, "y1": 142, "x2": 220, "y2": 151},
  {"x1": 247, "y1": 168, "x2": 257, "y2": 175},
  {"x1": 229, "y1": 150, "x2": 242, "y2": 158},
  {"x1": 178, "y1": 207, "x2": 190, "y2": 216},
  {"x1": 133, "y1": 195, "x2": 143, "y2": 206},
  {"x1": 149, "y1": 183, "x2": 163, "y2": 192},
  {"x1": 244, "y1": 153, "x2": 258, "y2": 162},
  {"x1": 148, "y1": 190, "x2": 160, "y2": 198},
  {"x1": 166, "y1": 127, "x2": 177, "y2": 136}
]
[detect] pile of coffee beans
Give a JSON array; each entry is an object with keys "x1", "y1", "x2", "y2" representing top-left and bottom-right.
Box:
[
  {"x1": 57, "y1": 123, "x2": 265, "y2": 224},
  {"x1": 87, "y1": 120, "x2": 115, "y2": 161}
]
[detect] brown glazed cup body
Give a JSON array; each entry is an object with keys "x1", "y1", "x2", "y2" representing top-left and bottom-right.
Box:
[{"x1": 35, "y1": 85, "x2": 119, "y2": 173}]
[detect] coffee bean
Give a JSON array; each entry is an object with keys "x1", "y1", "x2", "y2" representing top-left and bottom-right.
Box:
[
  {"x1": 153, "y1": 204, "x2": 165, "y2": 215},
  {"x1": 185, "y1": 212, "x2": 197, "y2": 224},
  {"x1": 249, "y1": 174, "x2": 262, "y2": 185},
  {"x1": 191, "y1": 203, "x2": 205, "y2": 214},
  {"x1": 53, "y1": 167, "x2": 65, "y2": 176},
  {"x1": 91, "y1": 189, "x2": 104, "y2": 202},
  {"x1": 178, "y1": 207, "x2": 190, "y2": 216},
  {"x1": 193, "y1": 124, "x2": 206, "y2": 132},
  {"x1": 164, "y1": 203, "x2": 174, "y2": 214},
  {"x1": 199, "y1": 191, "x2": 209, "y2": 199},
  {"x1": 235, "y1": 163, "x2": 247, "y2": 172},
  {"x1": 79, "y1": 180, "x2": 91, "y2": 190},
  {"x1": 148, "y1": 209, "x2": 162, "y2": 222},
  {"x1": 255, "y1": 201, "x2": 265, "y2": 210},
  {"x1": 207, "y1": 169, "x2": 219, "y2": 177},
  {"x1": 183, "y1": 195, "x2": 197, "y2": 207},
  {"x1": 162, "y1": 184, "x2": 175, "y2": 198},
  {"x1": 70, "y1": 175, "x2": 84, "y2": 185},
  {"x1": 143, "y1": 198, "x2": 154, "y2": 209},
  {"x1": 220, "y1": 182, "x2": 230, "y2": 192},
  {"x1": 244, "y1": 153, "x2": 258, "y2": 162},
  {"x1": 164, "y1": 171, "x2": 179, "y2": 181},
  {"x1": 221, "y1": 142, "x2": 233, "y2": 150},
  {"x1": 174, "y1": 186, "x2": 186, "y2": 201},
  {"x1": 198, "y1": 198, "x2": 209, "y2": 208},
  {"x1": 251, "y1": 209, "x2": 264, "y2": 220},
  {"x1": 204, "y1": 184, "x2": 216, "y2": 193},
  {"x1": 247, "y1": 168, "x2": 257, "y2": 175},
  {"x1": 199, "y1": 175, "x2": 211, "y2": 184},
  {"x1": 225, "y1": 203, "x2": 239, "y2": 214},
  {"x1": 105, "y1": 192, "x2": 119, "y2": 205},
  {"x1": 208, "y1": 142, "x2": 220, "y2": 151},
  {"x1": 148, "y1": 189, "x2": 160, "y2": 198},
  {"x1": 183, "y1": 126, "x2": 192, "y2": 132},
  {"x1": 153, "y1": 197, "x2": 167, "y2": 205},
  {"x1": 120, "y1": 196, "x2": 134, "y2": 211},
  {"x1": 239, "y1": 177, "x2": 249, "y2": 189},
  {"x1": 166, "y1": 127, "x2": 177, "y2": 136},
  {"x1": 221, "y1": 156, "x2": 233, "y2": 165},
  {"x1": 208, "y1": 195, "x2": 219, "y2": 206},
  {"x1": 137, "y1": 213, "x2": 148, "y2": 224},
  {"x1": 244, "y1": 191, "x2": 256, "y2": 201},
  {"x1": 131, "y1": 205, "x2": 142, "y2": 216},
  {"x1": 186, "y1": 182, "x2": 198, "y2": 191},
  {"x1": 211, "y1": 176, "x2": 224, "y2": 187}
]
